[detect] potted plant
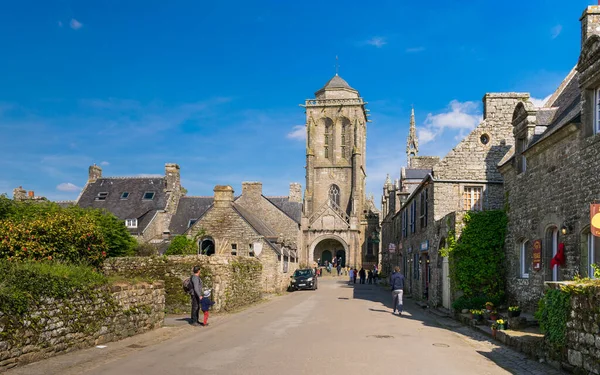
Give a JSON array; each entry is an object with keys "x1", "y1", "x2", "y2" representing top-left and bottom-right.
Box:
[
  {"x1": 496, "y1": 319, "x2": 507, "y2": 330},
  {"x1": 491, "y1": 322, "x2": 498, "y2": 338},
  {"x1": 485, "y1": 301, "x2": 494, "y2": 312},
  {"x1": 490, "y1": 310, "x2": 498, "y2": 321},
  {"x1": 508, "y1": 306, "x2": 521, "y2": 318},
  {"x1": 470, "y1": 309, "x2": 484, "y2": 320}
]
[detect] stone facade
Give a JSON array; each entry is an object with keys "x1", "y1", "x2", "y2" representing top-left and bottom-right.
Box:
[
  {"x1": 499, "y1": 6, "x2": 600, "y2": 312},
  {"x1": 300, "y1": 75, "x2": 380, "y2": 269},
  {"x1": 382, "y1": 93, "x2": 528, "y2": 309},
  {"x1": 0, "y1": 281, "x2": 165, "y2": 372},
  {"x1": 103, "y1": 255, "x2": 265, "y2": 313}
]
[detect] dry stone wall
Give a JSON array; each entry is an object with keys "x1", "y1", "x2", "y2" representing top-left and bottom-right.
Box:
[
  {"x1": 103, "y1": 255, "x2": 263, "y2": 313},
  {"x1": 0, "y1": 281, "x2": 164, "y2": 372}
]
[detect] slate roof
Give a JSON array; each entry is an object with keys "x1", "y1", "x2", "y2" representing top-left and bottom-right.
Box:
[
  {"x1": 169, "y1": 196, "x2": 214, "y2": 235},
  {"x1": 321, "y1": 75, "x2": 354, "y2": 90},
  {"x1": 404, "y1": 169, "x2": 431, "y2": 180},
  {"x1": 266, "y1": 196, "x2": 302, "y2": 224},
  {"x1": 77, "y1": 177, "x2": 168, "y2": 235},
  {"x1": 232, "y1": 203, "x2": 283, "y2": 256}
]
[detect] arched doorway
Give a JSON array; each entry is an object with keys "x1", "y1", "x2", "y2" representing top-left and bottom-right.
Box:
[
  {"x1": 311, "y1": 236, "x2": 348, "y2": 267},
  {"x1": 336, "y1": 250, "x2": 346, "y2": 267},
  {"x1": 200, "y1": 238, "x2": 215, "y2": 256}
]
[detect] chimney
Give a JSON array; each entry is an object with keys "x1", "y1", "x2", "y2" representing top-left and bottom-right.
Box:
[
  {"x1": 28, "y1": 191, "x2": 34, "y2": 198},
  {"x1": 241, "y1": 182, "x2": 262, "y2": 201},
  {"x1": 213, "y1": 185, "x2": 234, "y2": 208},
  {"x1": 581, "y1": 5, "x2": 600, "y2": 48},
  {"x1": 289, "y1": 183, "x2": 302, "y2": 203},
  {"x1": 88, "y1": 164, "x2": 102, "y2": 183},
  {"x1": 165, "y1": 163, "x2": 181, "y2": 192},
  {"x1": 12, "y1": 186, "x2": 26, "y2": 201}
]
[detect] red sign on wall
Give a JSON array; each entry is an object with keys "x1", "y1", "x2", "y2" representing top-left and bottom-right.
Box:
[
  {"x1": 591, "y1": 204, "x2": 600, "y2": 237},
  {"x1": 532, "y1": 240, "x2": 542, "y2": 272}
]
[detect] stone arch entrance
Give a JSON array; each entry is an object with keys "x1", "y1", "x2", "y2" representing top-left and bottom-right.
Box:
[
  {"x1": 311, "y1": 235, "x2": 348, "y2": 267},
  {"x1": 199, "y1": 237, "x2": 215, "y2": 256}
]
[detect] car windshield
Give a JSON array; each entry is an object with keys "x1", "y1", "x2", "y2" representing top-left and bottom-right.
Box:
[{"x1": 294, "y1": 269, "x2": 312, "y2": 277}]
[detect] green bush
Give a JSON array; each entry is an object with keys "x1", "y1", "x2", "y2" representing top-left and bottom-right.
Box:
[
  {"x1": 135, "y1": 242, "x2": 158, "y2": 257},
  {"x1": 449, "y1": 210, "x2": 507, "y2": 302},
  {"x1": 535, "y1": 288, "x2": 570, "y2": 348},
  {"x1": 165, "y1": 235, "x2": 197, "y2": 255},
  {"x1": 72, "y1": 207, "x2": 137, "y2": 257}
]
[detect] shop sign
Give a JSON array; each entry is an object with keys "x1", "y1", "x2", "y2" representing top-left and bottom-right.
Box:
[
  {"x1": 532, "y1": 240, "x2": 542, "y2": 272},
  {"x1": 591, "y1": 204, "x2": 600, "y2": 237},
  {"x1": 420, "y1": 240, "x2": 429, "y2": 252},
  {"x1": 388, "y1": 243, "x2": 396, "y2": 254}
]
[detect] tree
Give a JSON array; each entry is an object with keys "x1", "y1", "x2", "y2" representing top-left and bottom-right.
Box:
[{"x1": 165, "y1": 235, "x2": 197, "y2": 255}]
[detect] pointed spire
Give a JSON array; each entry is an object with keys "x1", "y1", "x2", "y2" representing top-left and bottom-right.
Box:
[
  {"x1": 406, "y1": 106, "x2": 419, "y2": 168},
  {"x1": 385, "y1": 173, "x2": 392, "y2": 187}
]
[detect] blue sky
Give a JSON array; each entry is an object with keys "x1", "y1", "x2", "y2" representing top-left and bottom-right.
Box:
[{"x1": 0, "y1": 0, "x2": 594, "y2": 204}]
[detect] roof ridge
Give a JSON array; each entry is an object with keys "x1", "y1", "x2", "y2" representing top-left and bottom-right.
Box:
[{"x1": 99, "y1": 176, "x2": 164, "y2": 180}]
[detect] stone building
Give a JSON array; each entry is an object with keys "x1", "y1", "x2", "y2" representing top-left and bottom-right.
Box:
[
  {"x1": 299, "y1": 74, "x2": 380, "y2": 269},
  {"x1": 382, "y1": 93, "x2": 529, "y2": 309},
  {"x1": 498, "y1": 5, "x2": 600, "y2": 312}
]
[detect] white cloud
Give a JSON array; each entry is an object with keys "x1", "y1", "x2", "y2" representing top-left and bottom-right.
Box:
[
  {"x1": 286, "y1": 125, "x2": 306, "y2": 141},
  {"x1": 551, "y1": 25, "x2": 562, "y2": 39},
  {"x1": 100, "y1": 161, "x2": 110, "y2": 166},
  {"x1": 56, "y1": 182, "x2": 81, "y2": 192},
  {"x1": 70, "y1": 19, "x2": 83, "y2": 30},
  {"x1": 418, "y1": 100, "x2": 482, "y2": 145},
  {"x1": 530, "y1": 94, "x2": 552, "y2": 108},
  {"x1": 366, "y1": 37, "x2": 387, "y2": 48},
  {"x1": 406, "y1": 47, "x2": 425, "y2": 53}
]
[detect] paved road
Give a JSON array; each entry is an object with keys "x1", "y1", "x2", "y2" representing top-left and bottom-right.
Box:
[{"x1": 7, "y1": 277, "x2": 564, "y2": 375}]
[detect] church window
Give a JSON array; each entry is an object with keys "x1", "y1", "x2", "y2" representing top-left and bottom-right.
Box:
[
  {"x1": 595, "y1": 87, "x2": 600, "y2": 134},
  {"x1": 329, "y1": 184, "x2": 340, "y2": 206},
  {"x1": 341, "y1": 118, "x2": 351, "y2": 159},
  {"x1": 462, "y1": 186, "x2": 482, "y2": 211},
  {"x1": 324, "y1": 118, "x2": 333, "y2": 160}
]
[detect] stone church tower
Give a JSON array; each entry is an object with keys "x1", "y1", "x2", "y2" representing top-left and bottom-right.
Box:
[{"x1": 300, "y1": 74, "x2": 378, "y2": 268}]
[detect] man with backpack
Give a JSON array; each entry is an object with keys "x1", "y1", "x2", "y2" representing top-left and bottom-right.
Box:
[{"x1": 189, "y1": 266, "x2": 203, "y2": 326}]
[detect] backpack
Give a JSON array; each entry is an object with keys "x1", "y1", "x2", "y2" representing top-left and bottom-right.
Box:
[{"x1": 182, "y1": 277, "x2": 192, "y2": 294}]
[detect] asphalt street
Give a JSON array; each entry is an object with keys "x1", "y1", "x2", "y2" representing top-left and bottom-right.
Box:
[{"x1": 6, "y1": 277, "x2": 564, "y2": 375}]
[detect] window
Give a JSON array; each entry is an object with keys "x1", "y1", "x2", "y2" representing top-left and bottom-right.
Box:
[
  {"x1": 95, "y1": 192, "x2": 109, "y2": 201},
  {"x1": 120, "y1": 192, "x2": 129, "y2": 200},
  {"x1": 125, "y1": 219, "x2": 138, "y2": 228},
  {"x1": 143, "y1": 192, "x2": 155, "y2": 200},
  {"x1": 462, "y1": 186, "x2": 482, "y2": 211},
  {"x1": 231, "y1": 243, "x2": 237, "y2": 256},
  {"x1": 324, "y1": 118, "x2": 333, "y2": 160},
  {"x1": 410, "y1": 200, "x2": 417, "y2": 233},
  {"x1": 341, "y1": 118, "x2": 351, "y2": 159},
  {"x1": 520, "y1": 240, "x2": 531, "y2": 278},
  {"x1": 402, "y1": 209, "x2": 408, "y2": 238},
  {"x1": 420, "y1": 189, "x2": 428, "y2": 228},
  {"x1": 544, "y1": 226, "x2": 559, "y2": 281},
  {"x1": 249, "y1": 243, "x2": 254, "y2": 257},
  {"x1": 595, "y1": 87, "x2": 600, "y2": 134},
  {"x1": 329, "y1": 184, "x2": 340, "y2": 206},
  {"x1": 587, "y1": 233, "x2": 600, "y2": 279},
  {"x1": 188, "y1": 219, "x2": 197, "y2": 228}
]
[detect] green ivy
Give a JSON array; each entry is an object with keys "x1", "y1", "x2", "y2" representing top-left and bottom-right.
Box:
[
  {"x1": 535, "y1": 288, "x2": 570, "y2": 348},
  {"x1": 449, "y1": 210, "x2": 507, "y2": 302}
]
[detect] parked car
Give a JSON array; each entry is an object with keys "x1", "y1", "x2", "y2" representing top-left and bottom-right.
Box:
[{"x1": 289, "y1": 268, "x2": 318, "y2": 291}]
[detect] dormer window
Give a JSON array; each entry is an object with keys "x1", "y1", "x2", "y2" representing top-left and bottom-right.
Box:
[
  {"x1": 120, "y1": 192, "x2": 129, "y2": 200},
  {"x1": 125, "y1": 219, "x2": 138, "y2": 228},
  {"x1": 95, "y1": 192, "x2": 109, "y2": 201},
  {"x1": 188, "y1": 219, "x2": 197, "y2": 228},
  {"x1": 143, "y1": 192, "x2": 155, "y2": 200},
  {"x1": 595, "y1": 87, "x2": 600, "y2": 134}
]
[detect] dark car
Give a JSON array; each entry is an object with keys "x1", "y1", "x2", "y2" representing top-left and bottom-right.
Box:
[{"x1": 289, "y1": 268, "x2": 318, "y2": 291}]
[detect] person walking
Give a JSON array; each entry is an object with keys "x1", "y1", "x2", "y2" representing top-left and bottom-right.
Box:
[
  {"x1": 353, "y1": 268, "x2": 357, "y2": 284},
  {"x1": 373, "y1": 266, "x2": 379, "y2": 285},
  {"x1": 390, "y1": 266, "x2": 405, "y2": 315},
  {"x1": 200, "y1": 289, "x2": 215, "y2": 326},
  {"x1": 348, "y1": 268, "x2": 354, "y2": 284},
  {"x1": 367, "y1": 269, "x2": 373, "y2": 284},
  {"x1": 359, "y1": 267, "x2": 366, "y2": 284},
  {"x1": 190, "y1": 265, "x2": 203, "y2": 326},
  {"x1": 336, "y1": 263, "x2": 342, "y2": 276}
]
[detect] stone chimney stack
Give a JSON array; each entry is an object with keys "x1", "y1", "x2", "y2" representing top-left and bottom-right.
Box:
[
  {"x1": 242, "y1": 182, "x2": 262, "y2": 201},
  {"x1": 581, "y1": 5, "x2": 600, "y2": 48},
  {"x1": 28, "y1": 191, "x2": 34, "y2": 198},
  {"x1": 13, "y1": 186, "x2": 26, "y2": 201},
  {"x1": 482, "y1": 93, "x2": 530, "y2": 122},
  {"x1": 88, "y1": 164, "x2": 102, "y2": 183},
  {"x1": 289, "y1": 183, "x2": 302, "y2": 203},
  {"x1": 165, "y1": 163, "x2": 181, "y2": 192},
  {"x1": 214, "y1": 185, "x2": 234, "y2": 208}
]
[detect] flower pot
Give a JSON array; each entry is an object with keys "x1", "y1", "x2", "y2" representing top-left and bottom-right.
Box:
[
  {"x1": 491, "y1": 328, "x2": 497, "y2": 338},
  {"x1": 508, "y1": 311, "x2": 521, "y2": 318},
  {"x1": 498, "y1": 324, "x2": 506, "y2": 330}
]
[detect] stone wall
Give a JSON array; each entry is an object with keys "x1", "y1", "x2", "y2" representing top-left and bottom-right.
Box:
[
  {"x1": 0, "y1": 281, "x2": 164, "y2": 372},
  {"x1": 103, "y1": 255, "x2": 264, "y2": 313},
  {"x1": 565, "y1": 285, "x2": 600, "y2": 374}
]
